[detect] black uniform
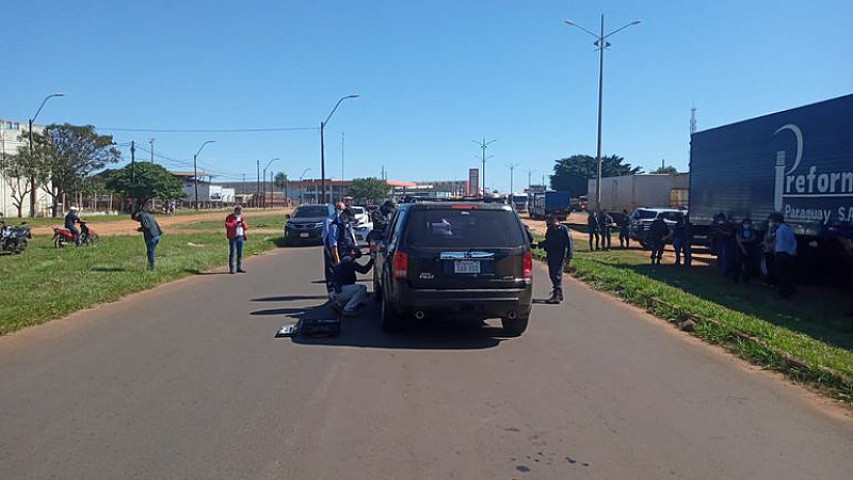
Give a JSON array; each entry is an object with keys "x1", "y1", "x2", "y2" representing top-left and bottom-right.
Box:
[
  {"x1": 587, "y1": 212, "x2": 600, "y2": 251},
  {"x1": 648, "y1": 217, "x2": 670, "y2": 264},
  {"x1": 599, "y1": 212, "x2": 614, "y2": 250},
  {"x1": 538, "y1": 223, "x2": 574, "y2": 302},
  {"x1": 619, "y1": 211, "x2": 631, "y2": 248}
]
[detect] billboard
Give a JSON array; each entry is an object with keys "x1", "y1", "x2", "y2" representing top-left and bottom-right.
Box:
[{"x1": 467, "y1": 168, "x2": 480, "y2": 195}]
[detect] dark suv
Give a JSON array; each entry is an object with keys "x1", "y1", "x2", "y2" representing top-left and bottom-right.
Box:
[
  {"x1": 374, "y1": 201, "x2": 533, "y2": 335},
  {"x1": 284, "y1": 204, "x2": 334, "y2": 246}
]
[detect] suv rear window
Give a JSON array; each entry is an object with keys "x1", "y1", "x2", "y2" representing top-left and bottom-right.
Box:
[
  {"x1": 293, "y1": 206, "x2": 329, "y2": 218},
  {"x1": 404, "y1": 208, "x2": 525, "y2": 248}
]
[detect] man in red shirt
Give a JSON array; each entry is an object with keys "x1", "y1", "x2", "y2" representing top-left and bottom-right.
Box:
[{"x1": 225, "y1": 206, "x2": 248, "y2": 274}]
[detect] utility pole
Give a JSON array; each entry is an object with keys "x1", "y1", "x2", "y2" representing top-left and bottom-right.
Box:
[
  {"x1": 149, "y1": 138, "x2": 155, "y2": 163},
  {"x1": 256, "y1": 160, "x2": 260, "y2": 208},
  {"x1": 507, "y1": 162, "x2": 519, "y2": 194},
  {"x1": 528, "y1": 169, "x2": 532, "y2": 189},
  {"x1": 472, "y1": 137, "x2": 496, "y2": 195},
  {"x1": 270, "y1": 171, "x2": 274, "y2": 208},
  {"x1": 130, "y1": 141, "x2": 136, "y2": 185}
]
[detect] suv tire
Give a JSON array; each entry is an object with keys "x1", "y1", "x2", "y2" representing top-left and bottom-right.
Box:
[{"x1": 501, "y1": 316, "x2": 529, "y2": 337}]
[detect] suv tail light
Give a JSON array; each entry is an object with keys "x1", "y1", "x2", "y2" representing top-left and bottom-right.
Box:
[
  {"x1": 522, "y1": 251, "x2": 533, "y2": 281},
  {"x1": 393, "y1": 251, "x2": 408, "y2": 279}
]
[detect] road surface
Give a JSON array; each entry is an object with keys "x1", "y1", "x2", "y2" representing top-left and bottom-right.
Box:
[{"x1": 1, "y1": 246, "x2": 852, "y2": 479}]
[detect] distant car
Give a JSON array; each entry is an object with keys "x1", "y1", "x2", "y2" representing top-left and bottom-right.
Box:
[
  {"x1": 349, "y1": 206, "x2": 374, "y2": 245},
  {"x1": 284, "y1": 204, "x2": 335, "y2": 246},
  {"x1": 374, "y1": 201, "x2": 533, "y2": 335},
  {"x1": 629, "y1": 207, "x2": 687, "y2": 248}
]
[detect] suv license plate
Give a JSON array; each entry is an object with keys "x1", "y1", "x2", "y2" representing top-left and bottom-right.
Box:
[
  {"x1": 454, "y1": 260, "x2": 481, "y2": 274},
  {"x1": 299, "y1": 233, "x2": 310, "y2": 238}
]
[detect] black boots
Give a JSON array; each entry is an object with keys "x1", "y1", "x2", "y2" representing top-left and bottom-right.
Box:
[{"x1": 546, "y1": 289, "x2": 563, "y2": 304}]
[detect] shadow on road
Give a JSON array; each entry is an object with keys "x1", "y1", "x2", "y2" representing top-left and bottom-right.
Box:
[
  {"x1": 253, "y1": 295, "x2": 329, "y2": 302},
  {"x1": 253, "y1": 300, "x2": 507, "y2": 350}
]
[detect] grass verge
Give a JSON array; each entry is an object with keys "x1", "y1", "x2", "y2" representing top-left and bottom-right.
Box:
[
  {"x1": 0, "y1": 233, "x2": 282, "y2": 336},
  {"x1": 533, "y1": 240, "x2": 853, "y2": 404}
]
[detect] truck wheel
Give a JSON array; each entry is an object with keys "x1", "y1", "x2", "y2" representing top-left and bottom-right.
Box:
[
  {"x1": 381, "y1": 295, "x2": 403, "y2": 333},
  {"x1": 501, "y1": 316, "x2": 529, "y2": 337}
]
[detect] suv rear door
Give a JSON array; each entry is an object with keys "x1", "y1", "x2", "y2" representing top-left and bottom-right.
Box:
[{"x1": 401, "y1": 205, "x2": 528, "y2": 290}]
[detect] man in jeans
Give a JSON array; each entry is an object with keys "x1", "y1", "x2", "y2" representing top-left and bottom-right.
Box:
[
  {"x1": 133, "y1": 209, "x2": 162, "y2": 270},
  {"x1": 770, "y1": 212, "x2": 797, "y2": 298},
  {"x1": 329, "y1": 248, "x2": 374, "y2": 316},
  {"x1": 225, "y1": 205, "x2": 248, "y2": 274}
]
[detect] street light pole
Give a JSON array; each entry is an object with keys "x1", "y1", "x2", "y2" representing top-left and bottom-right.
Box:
[
  {"x1": 320, "y1": 94, "x2": 359, "y2": 205},
  {"x1": 262, "y1": 157, "x2": 279, "y2": 209},
  {"x1": 193, "y1": 140, "x2": 215, "y2": 210},
  {"x1": 565, "y1": 15, "x2": 641, "y2": 211},
  {"x1": 507, "y1": 162, "x2": 519, "y2": 194},
  {"x1": 472, "y1": 137, "x2": 496, "y2": 196},
  {"x1": 299, "y1": 168, "x2": 311, "y2": 204},
  {"x1": 28, "y1": 93, "x2": 65, "y2": 217}
]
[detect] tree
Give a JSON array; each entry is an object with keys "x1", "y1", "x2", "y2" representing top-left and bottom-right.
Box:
[
  {"x1": 105, "y1": 162, "x2": 185, "y2": 212},
  {"x1": 347, "y1": 177, "x2": 389, "y2": 204},
  {"x1": 550, "y1": 154, "x2": 642, "y2": 195},
  {"x1": 0, "y1": 134, "x2": 51, "y2": 218},
  {"x1": 274, "y1": 172, "x2": 289, "y2": 202},
  {"x1": 36, "y1": 124, "x2": 121, "y2": 216},
  {"x1": 651, "y1": 165, "x2": 678, "y2": 174}
]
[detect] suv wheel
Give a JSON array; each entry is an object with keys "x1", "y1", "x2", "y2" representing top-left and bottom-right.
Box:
[
  {"x1": 381, "y1": 294, "x2": 402, "y2": 333},
  {"x1": 501, "y1": 316, "x2": 529, "y2": 337}
]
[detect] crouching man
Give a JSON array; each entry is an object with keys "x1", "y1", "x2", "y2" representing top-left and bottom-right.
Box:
[{"x1": 329, "y1": 248, "x2": 375, "y2": 316}]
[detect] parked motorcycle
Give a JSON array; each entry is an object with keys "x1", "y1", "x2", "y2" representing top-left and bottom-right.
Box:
[
  {"x1": 0, "y1": 218, "x2": 32, "y2": 254},
  {"x1": 53, "y1": 221, "x2": 100, "y2": 248}
]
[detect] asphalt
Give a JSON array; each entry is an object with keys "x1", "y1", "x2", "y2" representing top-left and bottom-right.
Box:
[{"x1": 1, "y1": 246, "x2": 852, "y2": 480}]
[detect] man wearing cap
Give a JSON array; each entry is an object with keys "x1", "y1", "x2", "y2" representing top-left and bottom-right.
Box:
[{"x1": 65, "y1": 206, "x2": 83, "y2": 245}]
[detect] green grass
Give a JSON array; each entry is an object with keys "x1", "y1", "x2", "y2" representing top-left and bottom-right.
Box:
[
  {"x1": 533, "y1": 236, "x2": 853, "y2": 403},
  {"x1": 0, "y1": 233, "x2": 283, "y2": 336}
]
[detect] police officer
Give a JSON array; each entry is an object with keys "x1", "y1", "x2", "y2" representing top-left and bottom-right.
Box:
[
  {"x1": 647, "y1": 216, "x2": 672, "y2": 265},
  {"x1": 587, "y1": 210, "x2": 600, "y2": 251},
  {"x1": 599, "y1": 209, "x2": 614, "y2": 251},
  {"x1": 535, "y1": 214, "x2": 574, "y2": 304},
  {"x1": 619, "y1": 209, "x2": 631, "y2": 248}
]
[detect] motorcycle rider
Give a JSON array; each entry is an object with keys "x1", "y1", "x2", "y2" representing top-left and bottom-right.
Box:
[{"x1": 65, "y1": 206, "x2": 83, "y2": 245}]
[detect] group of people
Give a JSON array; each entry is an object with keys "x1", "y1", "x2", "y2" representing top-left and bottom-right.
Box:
[
  {"x1": 322, "y1": 197, "x2": 398, "y2": 316},
  {"x1": 712, "y1": 212, "x2": 797, "y2": 298}
]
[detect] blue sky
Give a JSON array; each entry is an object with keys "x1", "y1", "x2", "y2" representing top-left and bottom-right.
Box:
[{"x1": 4, "y1": 0, "x2": 852, "y2": 193}]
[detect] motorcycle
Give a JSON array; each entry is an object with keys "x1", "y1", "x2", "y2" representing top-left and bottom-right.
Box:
[
  {"x1": 0, "y1": 218, "x2": 32, "y2": 254},
  {"x1": 53, "y1": 221, "x2": 100, "y2": 248}
]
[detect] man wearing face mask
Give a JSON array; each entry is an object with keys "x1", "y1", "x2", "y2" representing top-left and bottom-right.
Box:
[{"x1": 735, "y1": 218, "x2": 759, "y2": 283}]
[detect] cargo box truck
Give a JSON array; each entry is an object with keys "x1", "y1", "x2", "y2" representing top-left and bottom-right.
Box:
[{"x1": 689, "y1": 93, "x2": 853, "y2": 283}]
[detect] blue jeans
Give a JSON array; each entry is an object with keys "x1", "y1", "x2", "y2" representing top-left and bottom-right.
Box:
[
  {"x1": 146, "y1": 236, "x2": 160, "y2": 269},
  {"x1": 229, "y1": 237, "x2": 244, "y2": 271}
]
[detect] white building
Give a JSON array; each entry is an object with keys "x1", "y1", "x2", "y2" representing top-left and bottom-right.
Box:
[
  {"x1": 174, "y1": 171, "x2": 236, "y2": 206},
  {"x1": 0, "y1": 119, "x2": 52, "y2": 217}
]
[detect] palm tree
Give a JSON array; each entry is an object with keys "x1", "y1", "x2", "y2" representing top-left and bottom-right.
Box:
[{"x1": 274, "y1": 172, "x2": 288, "y2": 206}]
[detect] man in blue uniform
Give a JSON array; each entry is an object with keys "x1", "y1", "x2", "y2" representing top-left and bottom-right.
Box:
[{"x1": 535, "y1": 214, "x2": 574, "y2": 304}]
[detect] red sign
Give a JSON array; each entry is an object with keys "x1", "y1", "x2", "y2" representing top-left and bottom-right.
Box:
[{"x1": 467, "y1": 168, "x2": 480, "y2": 195}]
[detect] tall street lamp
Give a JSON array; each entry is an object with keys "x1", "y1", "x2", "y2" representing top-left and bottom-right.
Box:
[
  {"x1": 193, "y1": 140, "x2": 215, "y2": 210},
  {"x1": 262, "y1": 157, "x2": 279, "y2": 209},
  {"x1": 472, "y1": 137, "x2": 497, "y2": 196},
  {"x1": 28, "y1": 93, "x2": 65, "y2": 217},
  {"x1": 320, "y1": 94, "x2": 359, "y2": 204},
  {"x1": 565, "y1": 15, "x2": 641, "y2": 210},
  {"x1": 507, "y1": 162, "x2": 519, "y2": 194}
]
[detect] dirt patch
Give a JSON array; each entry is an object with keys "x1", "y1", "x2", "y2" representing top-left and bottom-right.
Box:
[{"x1": 30, "y1": 209, "x2": 291, "y2": 237}]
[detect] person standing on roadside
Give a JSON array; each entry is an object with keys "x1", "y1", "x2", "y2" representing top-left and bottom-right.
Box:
[
  {"x1": 321, "y1": 202, "x2": 346, "y2": 288},
  {"x1": 225, "y1": 205, "x2": 248, "y2": 274},
  {"x1": 535, "y1": 214, "x2": 574, "y2": 304},
  {"x1": 599, "y1": 210, "x2": 614, "y2": 251},
  {"x1": 647, "y1": 216, "x2": 672, "y2": 265},
  {"x1": 587, "y1": 210, "x2": 600, "y2": 251},
  {"x1": 619, "y1": 209, "x2": 631, "y2": 249},
  {"x1": 735, "y1": 218, "x2": 759, "y2": 283},
  {"x1": 132, "y1": 209, "x2": 162, "y2": 270},
  {"x1": 761, "y1": 218, "x2": 778, "y2": 287},
  {"x1": 672, "y1": 216, "x2": 688, "y2": 266},
  {"x1": 770, "y1": 212, "x2": 797, "y2": 298}
]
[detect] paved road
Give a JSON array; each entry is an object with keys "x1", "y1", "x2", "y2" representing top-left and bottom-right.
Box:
[{"x1": 1, "y1": 247, "x2": 852, "y2": 479}]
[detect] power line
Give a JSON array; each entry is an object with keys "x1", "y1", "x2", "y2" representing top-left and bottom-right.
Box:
[{"x1": 99, "y1": 126, "x2": 317, "y2": 133}]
